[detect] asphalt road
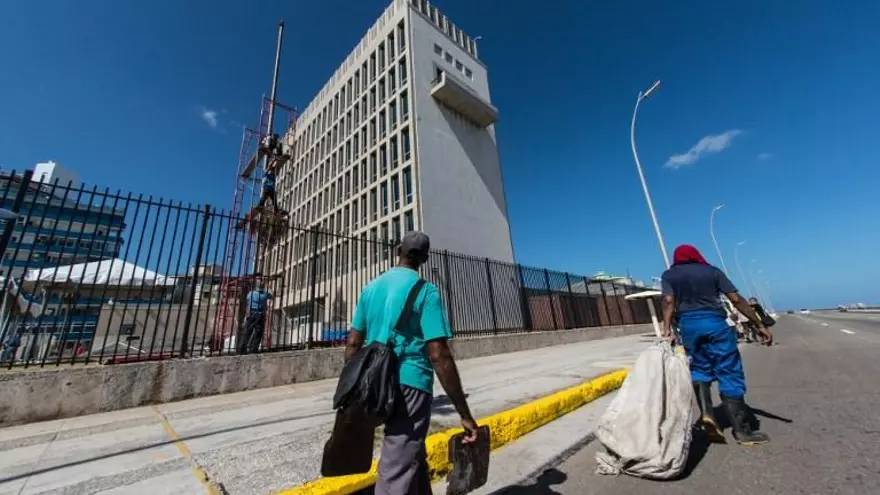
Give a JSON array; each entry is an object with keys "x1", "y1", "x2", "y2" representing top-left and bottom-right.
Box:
[{"x1": 516, "y1": 315, "x2": 880, "y2": 495}]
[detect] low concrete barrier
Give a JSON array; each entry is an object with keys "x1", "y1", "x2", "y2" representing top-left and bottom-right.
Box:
[{"x1": 0, "y1": 324, "x2": 651, "y2": 427}]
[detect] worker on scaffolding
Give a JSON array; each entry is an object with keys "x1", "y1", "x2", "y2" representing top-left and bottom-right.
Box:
[
  {"x1": 262, "y1": 132, "x2": 283, "y2": 157},
  {"x1": 239, "y1": 278, "x2": 273, "y2": 354},
  {"x1": 258, "y1": 168, "x2": 279, "y2": 212}
]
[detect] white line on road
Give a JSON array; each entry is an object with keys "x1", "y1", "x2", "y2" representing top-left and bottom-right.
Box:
[
  {"x1": 822, "y1": 323, "x2": 830, "y2": 327},
  {"x1": 840, "y1": 329, "x2": 856, "y2": 335}
]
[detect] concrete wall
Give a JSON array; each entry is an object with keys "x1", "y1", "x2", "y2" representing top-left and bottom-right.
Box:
[
  {"x1": 408, "y1": 9, "x2": 514, "y2": 262},
  {"x1": 0, "y1": 323, "x2": 652, "y2": 426}
]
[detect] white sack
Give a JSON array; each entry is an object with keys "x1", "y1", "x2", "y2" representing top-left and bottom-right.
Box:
[{"x1": 595, "y1": 341, "x2": 696, "y2": 479}]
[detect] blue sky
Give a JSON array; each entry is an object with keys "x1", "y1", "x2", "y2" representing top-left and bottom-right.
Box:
[{"x1": 1, "y1": 0, "x2": 878, "y2": 309}]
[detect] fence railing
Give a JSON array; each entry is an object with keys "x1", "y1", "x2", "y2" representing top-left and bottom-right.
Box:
[{"x1": 0, "y1": 171, "x2": 659, "y2": 368}]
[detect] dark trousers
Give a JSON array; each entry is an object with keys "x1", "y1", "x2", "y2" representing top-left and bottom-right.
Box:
[
  {"x1": 376, "y1": 385, "x2": 433, "y2": 495},
  {"x1": 239, "y1": 312, "x2": 265, "y2": 354},
  {"x1": 259, "y1": 189, "x2": 277, "y2": 210}
]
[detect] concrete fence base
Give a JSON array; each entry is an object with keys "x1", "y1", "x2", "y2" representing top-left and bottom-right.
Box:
[{"x1": 0, "y1": 324, "x2": 651, "y2": 427}]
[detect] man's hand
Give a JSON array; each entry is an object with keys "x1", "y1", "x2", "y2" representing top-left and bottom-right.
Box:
[
  {"x1": 460, "y1": 416, "x2": 479, "y2": 444},
  {"x1": 662, "y1": 325, "x2": 674, "y2": 339}
]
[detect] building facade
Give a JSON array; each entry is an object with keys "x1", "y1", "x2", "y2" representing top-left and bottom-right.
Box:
[
  {"x1": 1, "y1": 163, "x2": 126, "y2": 279},
  {"x1": 261, "y1": 0, "x2": 514, "y2": 338}
]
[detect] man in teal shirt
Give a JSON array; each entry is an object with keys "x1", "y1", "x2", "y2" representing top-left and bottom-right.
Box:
[{"x1": 346, "y1": 231, "x2": 478, "y2": 495}]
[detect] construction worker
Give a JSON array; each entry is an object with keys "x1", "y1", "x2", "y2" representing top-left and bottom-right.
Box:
[
  {"x1": 239, "y1": 280, "x2": 273, "y2": 354},
  {"x1": 661, "y1": 244, "x2": 772, "y2": 445},
  {"x1": 259, "y1": 169, "x2": 279, "y2": 212}
]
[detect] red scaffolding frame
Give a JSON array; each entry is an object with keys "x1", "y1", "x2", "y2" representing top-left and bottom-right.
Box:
[{"x1": 212, "y1": 95, "x2": 297, "y2": 351}]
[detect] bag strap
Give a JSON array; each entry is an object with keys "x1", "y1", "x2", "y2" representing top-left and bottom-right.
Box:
[{"x1": 387, "y1": 279, "x2": 427, "y2": 344}]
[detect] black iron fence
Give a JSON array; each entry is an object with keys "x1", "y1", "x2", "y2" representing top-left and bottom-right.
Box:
[{"x1": 0, "y1": 170, "x2": 659, "y2": 368}]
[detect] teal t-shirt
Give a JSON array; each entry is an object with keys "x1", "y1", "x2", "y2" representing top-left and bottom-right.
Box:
[{"x1": 351, "y1": 267, "x2": 452, "y2": 394}]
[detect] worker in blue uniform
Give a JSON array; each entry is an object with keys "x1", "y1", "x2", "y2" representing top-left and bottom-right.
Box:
[{"x1": 661, "y1": 244, "x2": 773, "y2": 445}]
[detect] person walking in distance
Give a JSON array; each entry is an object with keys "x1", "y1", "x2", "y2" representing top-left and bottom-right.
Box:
[
  {"x1": 240, "y1": 279, "x2": 272, "y2": 354},
  {"x1": 345, "y1": 231, "x2": 478, "y2": 494},
  {"x1": 661, "y1": 244, "x2": 773, "y2": 445}
]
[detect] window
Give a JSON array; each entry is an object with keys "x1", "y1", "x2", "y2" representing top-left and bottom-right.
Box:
[
  {"x1": 398, "y1": 21, "x2": 406, "y2": 51},
  {"x1": 379, "y1": 78, "x2": 386, "y2": 103},
  {"x1": 353, "y1": 135, "x2": 360, "y2": 159},
  {"x1": 400, "y1": 91, "x2": 409, "y2": 119},
  {"x1": 390, "y1": 137, "x2": 399, "y2": 167},
  {"x1": 402, "y1": 128, "x2": 411, "y2": 161},
  {"x1": 381, "y1": 222, "x2": 390, "y2": 261},
  {"x1": 361, "y1": 194, "x2": 368, "y2": 225},
  {"x1": 403, "y1": 166, "x2": 413, "y2": 204},
  {"x1": 370, "y1": 88, "x2": 376, "y2": 113},
  {"x1": 445, "y1": 53, "x2": 453, "y2": 64},
  {"x1": 370, "y1": 120, "x2": 377, "y2": 144},
  {"x1": 399, "y1": 58, "x2": 408, "y2": 84},
  {"x1": 389, "y1": 68, "x2": 396, "y2": 94},
  {"x1": 389, "y1": 101, "x2": 398, "y2": 129},
  {"x1": 465, "y1": 67, "x2": 473, "y2": 79},
  {"x1": 381, "y1": 182, "x2": 389, "y2": 216},
  {"x1": 455, "y1": 60, "x2": 463, "y2": 72},
  {"x1": 434, "y1": 43, "x2": 443, "y2": 55},
  {"x1": 434, "y1": 66, "x2": 444, "y2": 82},
  {"x1": 392, "y1": 216, "x2": 402, "y2": 243},
  {"x1": 388, "y1": 33, "x2": 396, "y2": 58},
  {"x1": 378, "y1": 42, "x2": 386, "y2": 70},
  {"x1": 380, "y1": 144, "x2": 388, "y2": 176},
  {"x1": 353, "y1": 201, "x2": 360, "y2": 230},
  {"x1": 391, "y1": 174, "x2": 401, "y2": 211},
  {"x1": 404, "y1": 210, "x2": 414, "y2": 232},
  {"x1": 379, "y1": 110, "x2": 387, "y2": 137},
  {"x1": 370, "y1": 188, "x2": 378, "y2": 221},
  {"x1": 370, "y1": 53, "x2": 376, "y2": 80},
  {"x1": 370, "y1": 152, "x2": 378, "y2": 181}
]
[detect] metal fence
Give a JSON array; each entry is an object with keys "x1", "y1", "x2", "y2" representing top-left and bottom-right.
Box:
[{"x1": 0, "y1": 170, "x2": 658, "y2": 368}]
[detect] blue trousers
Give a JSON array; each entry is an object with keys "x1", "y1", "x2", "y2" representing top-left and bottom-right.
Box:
[{"x1": 678, "y1": 311, "x2": 746, "y2": 399}]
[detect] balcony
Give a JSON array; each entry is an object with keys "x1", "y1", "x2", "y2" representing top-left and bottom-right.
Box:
[{"x1": 431, "y1": 71, "x2": 498, "y2": 128}]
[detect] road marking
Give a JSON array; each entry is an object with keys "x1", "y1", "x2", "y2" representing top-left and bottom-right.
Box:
[
  {"x1": 840, "y1": 329, "x2": 856, "y2": 335},
  {"x1": 822, "y1": 323, "x2": 829, "y2": 327},
  {"x1": 151, "y1": 406, "x2": 223, "y2": 494}
]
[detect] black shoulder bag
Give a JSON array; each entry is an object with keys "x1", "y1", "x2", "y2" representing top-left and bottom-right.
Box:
[{"x1": 321, "y1": 279, "x2": 427, "y2": 477}]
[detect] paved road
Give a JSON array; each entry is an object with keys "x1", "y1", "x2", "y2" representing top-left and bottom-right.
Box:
[
  {"x1": 0, "y1": 331, "x2": 653, "y2": 495},
  {"x1": 502, "y1": 315, "x2": 880, "y2": 494}
]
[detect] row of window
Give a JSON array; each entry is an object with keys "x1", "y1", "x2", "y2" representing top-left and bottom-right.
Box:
[
  {"x1": 288, "y1": 20, "x2": 407, "y2": 170},
  {"x1": 433, "y1": 43, "x2": 473, "y2": 79},
  {"x1": 283, "y1": 125, "x2": 413, "y2": 219},
  {"x1": 286, "y1": 165, "x2": 414, "y2": 236}
]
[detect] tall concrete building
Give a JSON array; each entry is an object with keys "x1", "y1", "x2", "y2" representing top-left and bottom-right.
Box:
[
  {"x1": 258, "y1": 0, "x2": 518, "y2": 342},
  {"x1": 274, "y1": 0, "x2": 512, "y2": 261}
]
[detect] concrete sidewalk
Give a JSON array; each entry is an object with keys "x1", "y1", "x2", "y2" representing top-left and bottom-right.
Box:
[{"x1": 0, "y1": 331, "x2": 655, "y2": 495}]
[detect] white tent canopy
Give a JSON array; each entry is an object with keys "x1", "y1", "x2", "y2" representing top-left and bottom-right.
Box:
[{"x1": 23, "y1": 258, "x2": 175, "y2": 287}]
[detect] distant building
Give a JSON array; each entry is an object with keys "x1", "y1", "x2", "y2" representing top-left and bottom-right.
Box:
[{"x1": 0, "y1": 163, "x2": 126, "y2": 279}]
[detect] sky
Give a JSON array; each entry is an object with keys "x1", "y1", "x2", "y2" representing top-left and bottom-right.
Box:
[{"x1": 1, "y1": 0, "x2": 879, "y2": 310}]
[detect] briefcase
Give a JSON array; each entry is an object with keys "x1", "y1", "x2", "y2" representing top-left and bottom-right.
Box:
[
  {"x1": 446, "y1": 426, "x2": 491, "y2": 495},
  {"x1": 320, "y1": 408, "x2": 375, "y2": 477}
]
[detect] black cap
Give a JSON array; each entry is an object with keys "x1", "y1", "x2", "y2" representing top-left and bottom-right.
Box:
[{"x1": 400, "y1": 231, "x2": 430, "y2": 260}]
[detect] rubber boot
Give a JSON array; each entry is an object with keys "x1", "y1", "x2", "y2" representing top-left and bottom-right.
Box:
[
  {"x1": 693, "y1": 382, "x2": 726, "y2": 443},
  {"x1": 722, "y1": 396, "x2": 770, "y2": 445}
]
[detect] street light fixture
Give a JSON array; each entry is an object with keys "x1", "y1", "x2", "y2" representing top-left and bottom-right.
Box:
[
  {"x1": 734, "y1": 241, "x2": 753, "y2": 297},
  {"x1": 630, "y1": 80, "x2": 670, "y2": 269},
  {"x1": 709, "y1": 204, "x2": 729, "y2": 275}
]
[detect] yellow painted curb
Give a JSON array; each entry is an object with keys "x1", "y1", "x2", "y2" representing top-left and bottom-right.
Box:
[{"x1": 278, "y1": 368, "x2": 629, "y2": 495}]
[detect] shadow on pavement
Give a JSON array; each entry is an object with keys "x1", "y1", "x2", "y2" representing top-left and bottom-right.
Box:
[
  {"x1": 679, "y1": 427, "x2": 711, "y2": 479},
  {"x1": 493, "y1": 468, "x2": 567, "y2": 494},
  {"x1": 432, "y1": 393, "x2": 469, "y2": 415}
]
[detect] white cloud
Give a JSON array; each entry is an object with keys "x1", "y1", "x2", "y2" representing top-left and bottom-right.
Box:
[
  {"x1": 757, "y1": 152, "x2": 774, "y2": 160},
  {"x1": 200, "y1": 108, "x2": 219, "y2": 128},
  {"x1": 664, "y1": 129, "x2": 743, "y2": 169}
]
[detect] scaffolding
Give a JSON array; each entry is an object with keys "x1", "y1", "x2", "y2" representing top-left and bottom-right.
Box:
[{"x1": 212, "y1": 22, "x2": 298, "y2": 351}]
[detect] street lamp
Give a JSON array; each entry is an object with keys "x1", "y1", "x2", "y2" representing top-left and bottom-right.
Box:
[
  {"x1": 709, "y1": 204, "x2": 729, "y2": 275},
  {"x1": 630, "y1": 80, "x2": 670, "y2": 269},
  {"x1": 734, "y1": 241, "x2": 753, "y2": 297}
]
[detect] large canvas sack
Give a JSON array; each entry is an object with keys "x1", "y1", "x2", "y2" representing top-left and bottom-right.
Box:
[{"x1": 595, "y1": 341, "x2": 696, "y2": 479}]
